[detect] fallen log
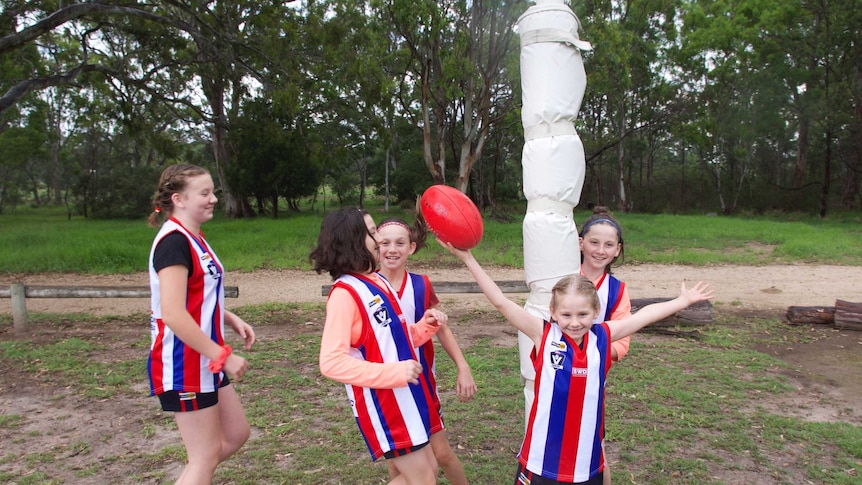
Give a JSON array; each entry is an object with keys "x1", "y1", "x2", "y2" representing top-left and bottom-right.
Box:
[
  {"x1": 785, "y1": 305, "x2": 835, "y2": 325},
  {"x1": 834, "y1": 299, "x2": 862, "y2": 331},
  {"x1": 1, "y1": 284, "x2": 239, "y2": 333}
]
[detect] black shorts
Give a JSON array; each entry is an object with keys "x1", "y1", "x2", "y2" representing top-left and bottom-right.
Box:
[
  {"x1": 158, "y1": 375, "x2": 230, "y2": 412},
  {"x1": 515, "y1": 462, "x2": 603, "y2": 485},
  {"x1": 382, "y1": 441, "x2": 429, "y2": 460}
]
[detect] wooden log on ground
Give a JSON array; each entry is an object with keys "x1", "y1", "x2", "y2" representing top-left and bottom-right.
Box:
[
  {"x1": 640, "y1": 327, "x2": 704, "y2": 339},
  {"x1": 321, "y1": 280, "x2": 529, "y2": 296},
  {"x1": 834, "y1": 299, "x2": 862, "y2": 331},
  {"x1": 785, "y1": 305, "x2": 835, "y2": 325}
]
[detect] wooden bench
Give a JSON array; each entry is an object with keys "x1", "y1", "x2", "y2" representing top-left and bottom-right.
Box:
[
  {"x1": 1, "y1": 283, "x2": 239, "y2": 333},
  {"x1": 322, "y1": 280, "x2": 712, "y2": 328}
]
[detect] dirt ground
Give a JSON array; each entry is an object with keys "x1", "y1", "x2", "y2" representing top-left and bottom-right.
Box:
[{"x1": 1, "y1": 263, "x2": 861, "y2": 483}]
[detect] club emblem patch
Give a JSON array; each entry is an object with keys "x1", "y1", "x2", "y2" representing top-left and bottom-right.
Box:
[
  {"x1": 373, "y1": 304, "x2": 392, "y2": 327},
  {"x1": 550, "y1": 351, "x2": 565, "y2": 370}
]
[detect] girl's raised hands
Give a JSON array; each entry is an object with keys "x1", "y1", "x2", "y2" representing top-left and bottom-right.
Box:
[{"x1": 680, "y1": 281, "x2": 714, "y2": 305}]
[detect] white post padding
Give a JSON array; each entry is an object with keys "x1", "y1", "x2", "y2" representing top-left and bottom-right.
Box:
[{"x1": 517, "y1": 0, "x2": 591, "y2": 393}]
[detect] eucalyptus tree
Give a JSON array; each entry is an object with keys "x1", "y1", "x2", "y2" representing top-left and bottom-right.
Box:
[
  {"x1": 1, "y1": 0, "x2": 301, "y2": 218},
  {"x1": 672, "y1": 0, "x2": 862, "y2": 214},
  {"x1": 381, "y1": 0, "x2": 524, "y2": 196},
  {"x1": 671, "y1": 1, "x2": 772, "y2": 213},
  {"x1": 229, "y1": 96, "x2": 321, "y2": 217},
  {"x1": 0, "y1": 106, "x2": 47, "y2": 213},
  {"x1": 298, "y1": 0, "x2": 404, "y2": 208},
  {"x1": 576, "y1": 0, "x2": 685, "y2": 212}
]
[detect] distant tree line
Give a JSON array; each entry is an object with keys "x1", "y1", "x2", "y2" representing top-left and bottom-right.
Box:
[{"x1": 1, "y1": 0, "x2": 859, "y2": 218}]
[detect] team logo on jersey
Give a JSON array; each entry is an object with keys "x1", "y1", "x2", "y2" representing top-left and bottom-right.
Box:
[
  {"x1": 201, "y1": 255, "x2": 221, "y2": 279},
  {"x1": 550, "y1": 340, "x2": 568, "y2": 351},
  {"x1": 550, "y1": 351, "x2": 566, "y2": 370},
  {"x1": 373, "y1": 304, "x2": 392, "y2": 327}
]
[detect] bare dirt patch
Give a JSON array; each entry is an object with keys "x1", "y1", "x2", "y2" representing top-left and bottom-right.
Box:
[{"x1": 1, "y1": 264, "x2": 861, "y2": 483}]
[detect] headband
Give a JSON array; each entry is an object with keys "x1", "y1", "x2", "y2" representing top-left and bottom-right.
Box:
[
  {"x1": 377, "y1": 220, "x2": 411, "y2": 232},
  {"x1": 580, "y1": 218, "x2": 621, "y2": 238}
]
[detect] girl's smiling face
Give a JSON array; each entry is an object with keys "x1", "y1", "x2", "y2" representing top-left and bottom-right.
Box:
[
  {"x1": 173, "y1": 173, "x2": 218, "y2": 227},
  {"x1": 376, "y1": 223, "x2": 415, "y2": 275},
  {"x1": 579, "y1": 223, "x2": 621, "y2": 275},
  {"x1": 550, "y1": 292, "x2": 599, "y2": 343}
]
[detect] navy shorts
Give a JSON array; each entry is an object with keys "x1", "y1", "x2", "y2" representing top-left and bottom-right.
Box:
[
  {"x1": 515, "y1": 462, "x2": 603, "y2": 485},
  {"x1": 383, "y1": 441, "x2": 429, "y2": 460},
  {"x1": 158, "y1": 375, "x2": 230, "y2": 412}
]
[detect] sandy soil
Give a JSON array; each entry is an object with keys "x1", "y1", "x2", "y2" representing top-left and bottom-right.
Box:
[{"x1": 2, "y1": 263, "x2": 860, "y2": 316}]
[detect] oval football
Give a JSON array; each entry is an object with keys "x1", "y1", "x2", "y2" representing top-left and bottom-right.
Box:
[{"x1": 420, "y1": 185, "x2": 484, "y2": 250}]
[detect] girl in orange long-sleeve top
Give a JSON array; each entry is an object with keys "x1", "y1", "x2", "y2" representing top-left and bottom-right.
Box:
[{"x1": 312, "y1": 208, "x2": 447, "y2": 485}]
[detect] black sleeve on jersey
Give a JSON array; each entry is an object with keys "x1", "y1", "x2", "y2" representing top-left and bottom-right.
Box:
[{"x1": 153, "y1": 231, "x2": 193, "y2": 278}]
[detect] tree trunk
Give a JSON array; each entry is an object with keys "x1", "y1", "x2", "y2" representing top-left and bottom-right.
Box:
[
  {"x1": 616, "y1": 135, "x2": 627, "y2": 213},
  {"x1": 792, "y1": 116, "x2": 810, "y2": 188},
  {"x1": 616, "y1": 97, "x2": 627, "y2": 212},
  {"x1": 203, "y1": 77, "x2": 253, "y2": 219},
  {"x1": 420, "y1": 64, "x2": 445, "y2": 184},
  {"x1": 820, "y1": 129, "x2": 832, "y2": 217},
  {"x1": 842, "y1": 62, "x2": 862, "y2": 209}
]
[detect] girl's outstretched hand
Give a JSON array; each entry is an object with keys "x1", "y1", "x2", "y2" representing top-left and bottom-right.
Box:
[
  {"x1": 680, "y1": 281, "x2": 714, "y2": 304},
  {"x1": 423, "y1": 308, "x2": 448, "y2": 327}
]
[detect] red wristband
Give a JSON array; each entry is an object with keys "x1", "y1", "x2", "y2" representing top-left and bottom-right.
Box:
[{"x1": 208, "y1": 345, "x2": 232, "y2": 373}]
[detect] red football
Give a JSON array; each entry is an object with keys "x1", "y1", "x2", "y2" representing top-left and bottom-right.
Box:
[{"x1": 420, "y1": 185, "x2": 484, "y2": 250}]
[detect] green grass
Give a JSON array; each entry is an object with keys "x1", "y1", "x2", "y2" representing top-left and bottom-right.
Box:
[
  {"x1": 0, "y1": 306, "x2": 860, "y2": 484},
  {"x1": 0, "y1": 206, "x2": 860, "y2": 273}
]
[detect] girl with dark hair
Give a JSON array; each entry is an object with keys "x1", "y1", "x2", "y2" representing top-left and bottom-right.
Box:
[
  {"x1": 313, "y1": 208, "x2": 448, "y2": 485},
  {"x1": 579, "y1": 206, "x2": 631, "y2": 362}
]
